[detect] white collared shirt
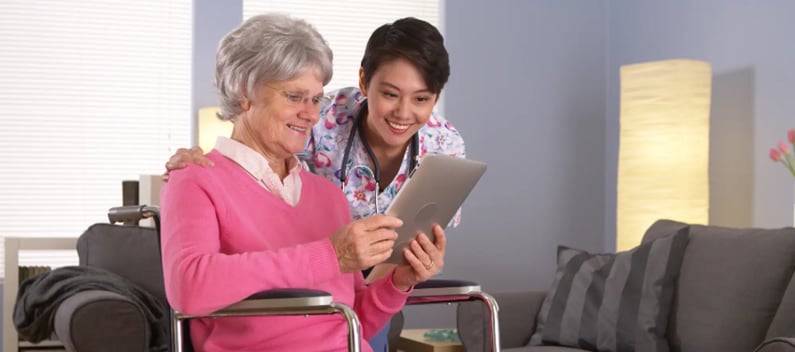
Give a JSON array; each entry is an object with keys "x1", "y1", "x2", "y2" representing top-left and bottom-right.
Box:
[{"x1": 214, "y1": 137, "x2": 303, "y2": 206}]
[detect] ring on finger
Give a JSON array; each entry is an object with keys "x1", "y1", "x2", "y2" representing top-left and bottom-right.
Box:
[{"x1": 424, "y1": 260, "x2": 435, "y2": 271}]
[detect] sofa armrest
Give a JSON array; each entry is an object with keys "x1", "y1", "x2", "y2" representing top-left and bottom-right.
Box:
[
  {"x1": 755, "y1": 337, "x2": 795, "y2": 352},
  {"x1": 54, "y1": 290, "x2": 150, "y2": 352},
  {"x1": 457, "y1": 289, "x2": 546, "y2": 350}
]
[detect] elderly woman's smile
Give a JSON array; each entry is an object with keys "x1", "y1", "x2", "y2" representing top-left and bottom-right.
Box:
[{"x1": 233, "y1": 70, "x2": 324, "y2": 168}]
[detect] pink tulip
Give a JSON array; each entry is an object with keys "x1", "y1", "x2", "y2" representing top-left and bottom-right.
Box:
[
  {"x1": 770, "y1": 147, "x2": 782, "y2": 161},
  {"x1": 788, "y1": 129, "x2": 795, "y2": 144},
  {"x1": 779, "y1": 141, "x2": 790, "y2": 154}
]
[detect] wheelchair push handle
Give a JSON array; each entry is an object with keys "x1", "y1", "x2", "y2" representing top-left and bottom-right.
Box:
[{"x1": 108, "y1": 205, "x2": 160, "y2": 224}]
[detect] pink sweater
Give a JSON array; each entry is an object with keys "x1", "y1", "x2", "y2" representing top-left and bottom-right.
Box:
[{"x1": 161, "y1": 151, "x2": 410, "y2": 352}]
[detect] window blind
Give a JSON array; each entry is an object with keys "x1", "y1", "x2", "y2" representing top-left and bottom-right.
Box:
[
  {"x1": 0, "y1": 0, "x2": 192, "y2": 277},
  {"x1": 243, "y1": 0, "x2": 440, "y2": 92}
]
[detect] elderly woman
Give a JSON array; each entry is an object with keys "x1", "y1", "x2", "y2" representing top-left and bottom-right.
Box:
[{"x1": 160, "y1": 13, "x2": 446, "y2": 352}]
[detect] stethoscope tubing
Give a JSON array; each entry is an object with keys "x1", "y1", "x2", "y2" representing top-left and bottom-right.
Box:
[{"x1": 339, "y1": 100, "x2": 419, "y2": 214}]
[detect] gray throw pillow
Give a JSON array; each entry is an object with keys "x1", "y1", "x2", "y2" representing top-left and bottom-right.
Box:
[{"x1": 529, "y1": 227, "x2": 689, "y2": 352}]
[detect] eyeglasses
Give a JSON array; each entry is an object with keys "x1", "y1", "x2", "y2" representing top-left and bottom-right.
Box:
[{"x1": 265, "y1": 85, "x2": 325, "y2": 109}]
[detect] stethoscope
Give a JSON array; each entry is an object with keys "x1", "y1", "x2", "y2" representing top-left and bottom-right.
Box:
[{"x1": 339, "y1": 100, "x2": 419, "y2": 214}]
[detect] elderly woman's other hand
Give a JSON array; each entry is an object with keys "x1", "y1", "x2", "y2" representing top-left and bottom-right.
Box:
[
  {"x1": 331, "y1": 214, "x2": 403, "y2": 274},
  {"x1": 391, "y1": 224, "x2": 446, "y2": 291},
  {"x1": 162, "y1": 146, "x2": 213, "y2": 181}
]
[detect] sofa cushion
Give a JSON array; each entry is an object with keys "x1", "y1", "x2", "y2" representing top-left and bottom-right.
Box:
[
  {"x1": 458, "y1": 290, "x2": 547, "y2": 350},
  {"x1": 643, "y1": 220, "x2": 795, "y2": 352},
  {"x1": 765, "y1": 269, "x2": 795, "y2": 340},
  {"x1": 529, "y1": 227, "x2": 688, "y2": 352}
]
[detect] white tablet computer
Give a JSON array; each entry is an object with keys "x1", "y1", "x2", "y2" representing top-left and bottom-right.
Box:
[{"x1": 384, "y1": 153, "x2": 487, "y2": 264}]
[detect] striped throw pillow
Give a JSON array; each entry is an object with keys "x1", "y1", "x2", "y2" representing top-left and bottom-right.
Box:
[{"x1": 529, "y1": 227, "x2": 689, "y2": 352}]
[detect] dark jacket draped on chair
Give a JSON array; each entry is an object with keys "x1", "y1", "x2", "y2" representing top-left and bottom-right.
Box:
[{"x1": 13, "y1": 265, "x2": 168, "y2": 351}]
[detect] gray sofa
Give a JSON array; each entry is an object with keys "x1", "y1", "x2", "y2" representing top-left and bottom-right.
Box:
[{"x1": 457, "y1": 220, "x2": 795, "y2": 352}]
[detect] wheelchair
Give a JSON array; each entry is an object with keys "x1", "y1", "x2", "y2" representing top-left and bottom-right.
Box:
[{"x1": 50, "y1": 205, "x2": 361, "y2": 352}]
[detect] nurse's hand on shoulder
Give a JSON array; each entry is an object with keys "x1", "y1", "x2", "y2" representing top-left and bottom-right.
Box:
[
  {"x1": 162, "y1": 146, "x2": 213, "y2": 181},
  {"x1": 391, "y1": 224, "x2": 447, "y2": 292},
  {"x1": 331, "y1": 214, "x2": 403, "y2": 274}
]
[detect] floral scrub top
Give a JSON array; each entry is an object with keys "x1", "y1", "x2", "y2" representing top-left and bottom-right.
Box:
[{"x1": 305, "y1": 87, "x2": 466, "y2": 224}]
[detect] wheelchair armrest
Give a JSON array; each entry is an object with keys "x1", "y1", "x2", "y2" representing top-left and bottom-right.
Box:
[
  {"x1": 412, "y1": 279, "x2": 480, "y2": 296},
  {"x1": 408, "y1": 279, "x2": 481, "y2": 303},
  {"x1": 173, "y1": 288, "x2": 335, "y2": 318},
  {"x1": 246, "y1": 288, "x2": 332, "y2": 300},
  {"x1": 172, "y1": 288, "x2": 362, "y2": 352},
  {"x1": 220, "y1": 288, "x2": 334, "y2": 312}
]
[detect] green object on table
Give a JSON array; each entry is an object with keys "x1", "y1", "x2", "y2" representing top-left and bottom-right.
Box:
[{"x1": 423, "y1": 328, "x2": 460, "y2": 343}]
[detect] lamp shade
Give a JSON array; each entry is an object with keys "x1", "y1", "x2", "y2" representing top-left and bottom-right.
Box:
[
  {"x1": 198, "y1": 107, "x2": 233, "y2": 152},
  {"x1": 617, "y1": 59, "x2": 711, "y2": 251}
]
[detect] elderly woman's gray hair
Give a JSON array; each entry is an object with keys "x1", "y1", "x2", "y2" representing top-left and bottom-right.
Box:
[{"x1": 215, "y1": 13, "x2": 333, "y2": 121}]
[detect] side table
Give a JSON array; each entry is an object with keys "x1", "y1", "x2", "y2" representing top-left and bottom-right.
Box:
[
  {"x1": 3, "y1": 237, "x2": 77, "y2": 352},
  {"x1": 392, "y1": 328, "x2": 463, "y2": 352}
]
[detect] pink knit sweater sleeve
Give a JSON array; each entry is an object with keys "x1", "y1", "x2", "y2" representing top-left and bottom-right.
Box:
[{"x1": 352, "y1": 269, "x2": 413, "y2": 339}]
